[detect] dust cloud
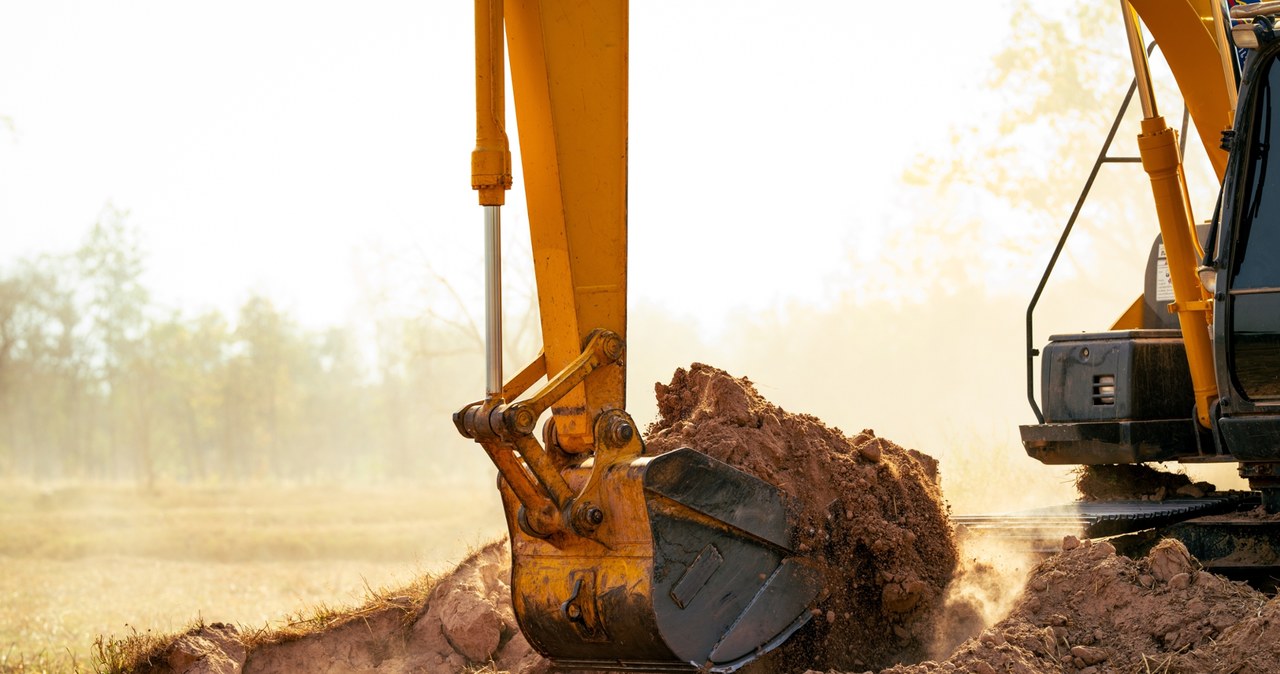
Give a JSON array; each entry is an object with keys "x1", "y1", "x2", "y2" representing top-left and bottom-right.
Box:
[
  {"x1": 626, "y1": 294, "x2": 1086, "y2": 517},
  {"x1": 929, "y1": 536, "x2": 1043, "y2": 660}
]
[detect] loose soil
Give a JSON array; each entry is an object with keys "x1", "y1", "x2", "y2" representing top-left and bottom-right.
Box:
[
  {"x1": 871, "y1": 537, "x2": 1274, "y2": 674},
  {"x1": 1075, "y1": 463, "x2": 1215, "y2": 501},
  {"x1": 113, "y1": 365, "x2": 1280, "y2": 674},
  {"x1": 117, "y1": 540, "x2": 542, "y2": 674},
  {"x1": 644, "y1": 364, "x2": 957, "y2": 671}
]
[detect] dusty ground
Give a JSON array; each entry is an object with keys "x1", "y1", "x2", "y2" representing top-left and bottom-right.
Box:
[
  {"x1": 0, "y1": 483, "x2": 506, "y2": 672},
  {"x1": 872, "y1": 536, "x2": 1276, "y2": 674},
  {"x1": 128, "y1": 535, "x2": 1280, "y2": 674},
  {"x1": 90, "y1": 365, "x2": 1280, "y2": 674},
  {"x1": 109, "y1": 540, "x2": 536, "y2": 674}
]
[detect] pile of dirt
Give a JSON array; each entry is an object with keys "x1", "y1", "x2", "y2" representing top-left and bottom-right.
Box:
[
  {"x1": 645, "y1": 364, "x2": 957, "y2": 671},
  {"x1": 1075, "y1": 463, "x2": 1215, "y2": 501},
  {"x1": 128, "y1": 540, "x2": 543, "y2": 674},
  {"x1": 125, "y1": 363, "x2": 1280, "y2": 674},
  {"x1": 865, "y1": 537, "x2": 1270, "y2": 674},
  {"x1": 152, "y1": 535, "x2": 1280, "y2": 674},
  {"x1": 136, "y1": 363, "x2": 957, "y2": 674}
]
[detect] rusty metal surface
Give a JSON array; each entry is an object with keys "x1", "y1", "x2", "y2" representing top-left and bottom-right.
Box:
[
  {"x1": 952, "y1": 495, "x2": 1249, "y2": 542},
  {"x1": 504, "y1": 449, "x2": 822, "y2": 673}
]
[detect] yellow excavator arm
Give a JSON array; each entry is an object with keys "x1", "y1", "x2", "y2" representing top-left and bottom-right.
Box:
[
  {"x1": 1114, "y1": 0, "x2": 1232, "y2": 429},
  {"x1": 454, "y1": 2, "x2": 821, "y2": 670}
]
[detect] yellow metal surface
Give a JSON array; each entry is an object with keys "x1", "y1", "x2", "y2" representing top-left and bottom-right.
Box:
[
  {"x1": 471, "y1": 0, "x2": 512, "y2": 206},
  {"x1": 505, "y1": 0, "x2": 629, "y2": 454},
  {"x1": 1121, "y1": 0, "x2": 1222, "y2": 428},
  {"x1": 498, "y1": 436, "x2": 662, "y2": 660},
  {"x1": 1130, "y1": 0, "x2": 1234, "y2": 180},
  {"x1": 1135, "y1": 116, "x2": 1217, "y2": 428},
  {"x1": 1110, "y1": 294, "x2": 1146, "y2": 330}
]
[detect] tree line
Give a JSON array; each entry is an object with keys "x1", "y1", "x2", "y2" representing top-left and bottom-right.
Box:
[{"x1": 0, "y1": 207, "x2": 501, "y2": 485}]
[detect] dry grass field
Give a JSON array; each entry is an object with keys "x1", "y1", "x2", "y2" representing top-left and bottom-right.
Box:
[{"x1": 0, "y1": 481, "x2": 507, "y2": 673}]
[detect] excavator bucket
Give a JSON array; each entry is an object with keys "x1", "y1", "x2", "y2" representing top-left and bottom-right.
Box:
[{"x1": 499, "y1": 447, "x2": 823, "y2": 672}]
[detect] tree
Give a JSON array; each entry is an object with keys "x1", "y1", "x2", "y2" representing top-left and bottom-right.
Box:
[
  {"x1": 76, "y1": 204, "x2": 156, "y2": 484},
  {"x1": 871, "y1": 4, "x2": 1214, "y2": 317}
]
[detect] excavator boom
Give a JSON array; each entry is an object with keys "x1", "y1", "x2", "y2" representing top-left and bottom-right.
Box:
[{"x1": 454, "y1": 1, "x2": 821, "y2": 669}]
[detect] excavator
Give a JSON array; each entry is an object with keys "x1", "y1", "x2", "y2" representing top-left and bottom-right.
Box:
[
  {"x1": 1016, "y1": 0, "x2": 1280, "y2": 574},
  {"x1": 453, "y1": 0, "x2": 1280, "y2": 671}
]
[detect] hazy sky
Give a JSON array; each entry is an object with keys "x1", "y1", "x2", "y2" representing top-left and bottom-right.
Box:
[
  {"x1": 2, "y1": 3, "x2": 1250, "y2": 500},
  {"x1": 0, "y1": 2, "x2": 1014, "y2": 334}
]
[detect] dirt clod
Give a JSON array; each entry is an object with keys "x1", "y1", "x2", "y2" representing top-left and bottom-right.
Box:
[
  {"x1": 1147, "y1": 537, "x2": 1195, "y2": 582},
  {"x1": 436, "y1": 571, "x2": 505, "y2": 661}
]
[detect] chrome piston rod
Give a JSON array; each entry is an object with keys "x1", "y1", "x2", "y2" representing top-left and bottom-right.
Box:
[{"x1": 484, "y1": 205, "x2": 503, "y2": 400}]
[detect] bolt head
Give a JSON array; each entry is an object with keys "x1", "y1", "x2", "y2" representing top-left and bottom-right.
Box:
[{"x1": 509, "y1": 405, "x2": 536, "y2": 434}]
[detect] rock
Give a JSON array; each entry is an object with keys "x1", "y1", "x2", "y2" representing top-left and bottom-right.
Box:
[
  {"x1": 1146, "y1": 539, "x2": 1194, "y2": 582},
  {"x1": 1062, "y1": 535, "x2": 1080, "y2": 551},
  {"x1": 166, "y1": 623, "x2": 245, "y2": 674},
  {"x1": 438, "y1": 583, "x2": 504, "y2": 662},
  {"x1": 1169, "y1": 572, "x2": 1191, "y2": 590},
  {"x1": 1090, "y1": 541, "x2": 1116, "y2": 559},
  {"x1": 1070, "y1": 645, "x2": 1108, "y2": 665},
  {"x1": 883, "y1": 581, "x2": 925, "y2": 613}
]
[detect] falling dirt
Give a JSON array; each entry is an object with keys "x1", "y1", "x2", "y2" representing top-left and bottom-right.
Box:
[
  {"x1": 644, "y1": 364, "x2": 958, "y2": 671},
  {"x1": 128, "y1": 364, "x2": 1280, "y2": 674},
  {"x1": 1075, "y1": 463, "x2": 1215, "y2": 501}
]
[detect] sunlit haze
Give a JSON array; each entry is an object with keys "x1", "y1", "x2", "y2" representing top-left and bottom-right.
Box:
[
  {"x1": 0, "y1": 2, "x2": 1010, "y2": 331},
  {"x1": 0, "y1": 2, "x2": 1240, "y2": 495},
  {"x1": 2, "y1": 7, "x2": 1265, "y2": 670}
]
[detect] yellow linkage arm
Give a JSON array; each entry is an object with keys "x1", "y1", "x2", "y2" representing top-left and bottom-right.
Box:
[
  {"x1": 459, "y1": 0, "x2": 630, "y2": 530},
  {"x1": 1121, "y1": 0, "x2": 1219, "y2": 429},
  {"x1": 506, "y1": 0, "x2": 628, "y2": 454}
]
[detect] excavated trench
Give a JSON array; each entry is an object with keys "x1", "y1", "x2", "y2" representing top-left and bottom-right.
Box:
[{"x1": 137, "y1": 364, "x2": 1280, "y2": 674}]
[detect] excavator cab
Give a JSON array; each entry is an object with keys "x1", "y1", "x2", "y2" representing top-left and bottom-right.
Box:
[
  {"x1": 1208, "y1": 24, "x2": 1280, "y2": 508},
  {"x1": 454, "y1": 1, "x2": 820, "y2": 669}
]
